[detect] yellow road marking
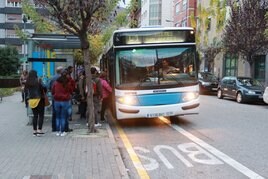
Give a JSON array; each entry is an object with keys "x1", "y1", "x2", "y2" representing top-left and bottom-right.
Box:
[{"x1": 115, "y1": 122, "x2": 150, "y2": 179}]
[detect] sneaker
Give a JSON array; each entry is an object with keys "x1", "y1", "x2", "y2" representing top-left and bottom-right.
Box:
[
  {"x1": 94, "y1": 123, "x2": 102, "y2": 127},
  {"x1": 66, "y1": 128, "x2": 73, "y2": 132},
  {"x1": 37, "y1": 131, "x2": 45, "y2": 135},
  {"x1": 60, "y1": 132, "x2": 67, "y2": 137},
  {"x1": 56, "y1": 132, "x2": 60, "y2": 136}
]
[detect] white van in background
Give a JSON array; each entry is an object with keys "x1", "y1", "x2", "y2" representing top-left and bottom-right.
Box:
[{"x1": 263, "y1": 87, "x2": 268, "y2": 104}]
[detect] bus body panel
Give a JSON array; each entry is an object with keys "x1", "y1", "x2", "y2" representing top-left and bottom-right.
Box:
[{"x1": 114, "y1": 85, "x2": 199, "y2": 120}]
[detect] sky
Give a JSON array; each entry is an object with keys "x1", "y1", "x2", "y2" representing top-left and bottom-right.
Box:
[{"x1": 119, "y1": 0, "x2": 130, "y2": 8}]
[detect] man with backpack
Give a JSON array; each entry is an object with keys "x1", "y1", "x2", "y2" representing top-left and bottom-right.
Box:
[{"x1": 90, "y1": 67, "x2": 102, "y2": 127}]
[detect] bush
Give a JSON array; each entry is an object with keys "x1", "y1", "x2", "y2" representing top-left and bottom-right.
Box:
[{"x1": 0, "y1": 88, "x2": 16, "y2": 98}]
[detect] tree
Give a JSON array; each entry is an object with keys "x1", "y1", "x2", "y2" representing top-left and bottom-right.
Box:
[
  {"x1": 34, "y1": 0, "x2": 119, "y2": 133},
  {"x1": 223, "y1": 0, "x2": 268, "y2": 77},
  {"x1": 127, "y1": 0, "x2": 140, "y2": 28},
  {"x1": 191, "y1": 0, "x2": 227, "y2": 72},
  {"x1": 22, "y1": 0, "x2": 55, "y2": 33},
  {"x1": 265, "y1": 12, "x2": 268, "y2": 37},
  {"x1": 200, "y1": 42, "x2": 222, "y2": 72},
  {"x1": 14, "y1": 0, "x2": 57, "y2": 42},
  {"x1": 74, "y1": 9, "x2": 128, "y2": 66},
  {"x1": 0, "y1": 46, "x2": 19, "y2": 76},
  {"x1": 89, "y1": 35, "x2": 104, "y2": 65},
  {"x1": 74, "y1": 35, "x2": 104, "y2": 65},
  {"x1": 114, "y1": 11, "x2": 128, "y2": 27}
]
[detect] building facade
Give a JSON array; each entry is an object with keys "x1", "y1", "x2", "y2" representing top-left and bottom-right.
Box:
[
  {"x1": 173, "y1": 0, "x2": 197, "y2": 27},
  {"x1": 0, "y1": 0, "x2": 35, "y2": 56},
  {"x1": 196, "y1": 0, "x2": 268, "y2": 86},
  {"x1": 141, "y1": 0, "x2": 173, "y2": 27}
]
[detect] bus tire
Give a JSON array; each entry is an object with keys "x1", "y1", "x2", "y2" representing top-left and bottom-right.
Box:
[
  {"x1": 110, "y1": 102, "x2": 117, "y2": 120},
  {"x1": 169, "y1": 115, "x2": 178, "y2": 123}
]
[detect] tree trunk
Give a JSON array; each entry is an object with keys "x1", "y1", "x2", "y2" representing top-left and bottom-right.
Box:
[
  {"x1": 247, "y1": 55, "x2": 254, "y2": 78},
  {"x1": 80, "y1": 36, "x2": 96, "y2": 133}
]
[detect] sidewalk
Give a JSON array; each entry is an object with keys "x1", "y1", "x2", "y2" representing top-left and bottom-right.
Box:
[{"x1": 0, "y1": 92, "x2": 129, "y2": 179}]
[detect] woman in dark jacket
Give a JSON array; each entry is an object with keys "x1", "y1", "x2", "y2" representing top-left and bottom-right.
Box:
[{"x1": 25, "y1": 70, "x2": 47, "y2": 136}]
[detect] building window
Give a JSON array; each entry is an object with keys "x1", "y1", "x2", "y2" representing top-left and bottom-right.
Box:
[
  {"x1": 149, "y1": 2, "x2": 161, "y2": 25},
  {"x1": 182, "y1": 0, "x2": 187, "y2": 10},
  {"x1": 150, "y1": 0, "x2": 160, "y2": 3},
  {"x1": 175, "y1": 3, "x2": 180, "y2": 15},
  {"x1": 7, "y1": 0, "x2": 22, "y2": 7},
  {"x1": 254, "y1": 55, "x2": 266, "y2": 82},
  {"x1": 6, "y1": 30, "x2": 18, "y2": 38},
  {"x1": 181, "y1": 19, "x2": 187, "y2": 27},
  {"x1": 6, "y1": 14, "x2": 22, "y2": 22},
  {"x1": 224, "y1": 54, "x2": 237, "y2": 76}
]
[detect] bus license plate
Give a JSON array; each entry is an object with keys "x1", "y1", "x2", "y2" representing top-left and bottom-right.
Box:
[{"x1": 147, "y1": 112, "x2": 173, "y2": 118}]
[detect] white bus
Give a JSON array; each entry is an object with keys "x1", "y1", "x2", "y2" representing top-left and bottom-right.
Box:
[{"x1": 100, "y1": 27, "x2": 200, "y2": 120}]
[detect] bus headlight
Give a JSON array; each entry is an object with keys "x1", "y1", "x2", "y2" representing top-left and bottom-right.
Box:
[
  {"x1": 116, "y1": 96, "x2": 138, "y2": 105},
  {"x1": 182, "y1": 92, "x2": 199, "y2": 102}
]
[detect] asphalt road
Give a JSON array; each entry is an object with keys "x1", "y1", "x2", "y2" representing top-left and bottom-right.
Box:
[{"x1": 109, "y1": 94, "x2": 268, "y2": 179}]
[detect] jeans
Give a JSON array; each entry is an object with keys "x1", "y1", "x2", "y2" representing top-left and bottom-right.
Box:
[
  {"x1": 51, "y1": 99, "x2": 56, "y2": 131},
  {"x1": 54, "y1": 101, "x2": 69, "y2": 133},
  {"x1": 64, "y1": 100, "x2": 72, "y2": 131}
]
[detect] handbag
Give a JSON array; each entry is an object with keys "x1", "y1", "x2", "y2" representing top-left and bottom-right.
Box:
[
  {"x1": 43, "y1": 91, "x2": 50, "y2": 107},
  {"x1": 29, "y1": 98, "x2": 41, "y2": 108}
]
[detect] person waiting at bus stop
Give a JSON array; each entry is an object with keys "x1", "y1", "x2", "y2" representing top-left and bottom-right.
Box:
[
  {"x1": 20, "y1": 70, "x2": 28, "y2": 107},
  {"x1": 48, "y1": 66, "x2": 63, "y2": 132},
  {"x1": 52, "y1": 70, "x2": 73, "y2": 136},
  {"x1": 100, "y1": 71, "x2": 112, "y2": 122},
  {"x1": 90, "y1": 67, "x2": 103, "y2": 127},
  {"x1": 25, "y1": 70, "x2": 47, "y2": 136}
]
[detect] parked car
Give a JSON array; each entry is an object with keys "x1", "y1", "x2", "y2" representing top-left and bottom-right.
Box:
[
  {"x1": 198, "y1": 72, "x2": 219, "y2": 94},
  {"x1": 263, "y1": 87, "x2": 268, "y2": 104},
  {"x1": 217, "y1": 76, "x2": 264, "y2": 103}
]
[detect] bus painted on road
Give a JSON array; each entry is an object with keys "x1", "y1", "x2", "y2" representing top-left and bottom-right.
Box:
[{"x1": 100, "y1": 27, "x2": 199, "y2": 120}]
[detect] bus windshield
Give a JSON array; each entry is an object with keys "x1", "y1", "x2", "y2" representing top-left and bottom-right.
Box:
[{"x1": 115, "y1": 46, "x2": 197, "y2": 89}]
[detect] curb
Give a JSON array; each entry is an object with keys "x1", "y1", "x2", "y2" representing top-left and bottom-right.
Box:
[{"x1": 106, "y1": 118, "x2": 130, "y2": 179}]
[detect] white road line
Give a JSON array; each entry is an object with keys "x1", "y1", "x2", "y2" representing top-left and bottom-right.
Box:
[{"x1": 159, "y1": 117, "x2": 264, "y2": 179}]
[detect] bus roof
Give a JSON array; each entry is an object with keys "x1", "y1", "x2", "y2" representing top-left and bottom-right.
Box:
[
  {"x1": 102, "y1": 27, "x2": 195, "y2": 54},
  {"x1": 114, "y1": 27, "x2": 194, "y2": 33}
]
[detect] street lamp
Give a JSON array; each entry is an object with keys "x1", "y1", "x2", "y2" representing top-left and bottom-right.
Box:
[
  {"x1": 165, "y1": 19, "x2": 174, "y2": 27},
  {"x1": 22, "y1": 15, "x2": 27, "y2": 71},
  {"x1": 165, "y1": 19, "x2": 174, "y2": 22}
]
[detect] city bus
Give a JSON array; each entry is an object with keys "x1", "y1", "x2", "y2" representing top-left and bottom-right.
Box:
[{"x1": 100, "y1": 27, "x2": 200, "y2": 120}]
